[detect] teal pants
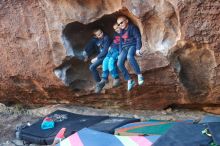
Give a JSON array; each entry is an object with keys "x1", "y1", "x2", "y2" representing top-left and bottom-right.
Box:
[{"x1": 101, "y1": 47, "x2": 119, "y2": 80}]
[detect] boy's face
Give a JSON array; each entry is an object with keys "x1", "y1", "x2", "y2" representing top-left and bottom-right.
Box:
[
  {"x1": 113, "y1": 25, "x2": 120, "y2": 33},
  {"x1": 94, "y1": 30, "x2": 104, "y2": 39},
  {"x1": 117, "y1": 17, "x2": 128, "y2": 30}
]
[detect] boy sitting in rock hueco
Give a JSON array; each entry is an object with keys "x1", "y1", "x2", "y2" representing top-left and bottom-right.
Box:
[
  {"x1": 117, "y1": 16, "x2": 144, "y2": 91},
  {"x1": 95, "y1": 23, "x2": 121, "y2": 93},
  {"x1": 82, "y1": 28, "x2": 111, "y2": 90}
]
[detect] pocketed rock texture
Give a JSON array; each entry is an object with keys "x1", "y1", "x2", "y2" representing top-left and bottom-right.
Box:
[{"x1": 0, "y1": 0, "x2": 220, "y2": 112}]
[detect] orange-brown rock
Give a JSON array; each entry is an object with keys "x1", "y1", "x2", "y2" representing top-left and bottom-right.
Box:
[{"x1": 0, "y1": 0, "x2": 220, "y2": 111}]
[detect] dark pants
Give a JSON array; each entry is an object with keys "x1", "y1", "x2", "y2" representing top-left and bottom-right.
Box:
[
  {"x1": 117, "y1": 46, "x2": 141, "y2": 80},
  {"x1": 89, "y1": 59, "x2": 103, "y2": 82}
]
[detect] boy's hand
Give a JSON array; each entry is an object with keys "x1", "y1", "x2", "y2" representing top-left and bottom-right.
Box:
[
  {"x1": 91, "y1": 57, "x2": 97, "y2": 63},
  {"x1": 82, "y1": 51, "x2": 88, "y2": 62},
  {"x1": 84, "y1": 56, "x2": 88, "y2": 62},
  {"x1": 136, "y1": 50, "x2": 142, "y2": 56}
]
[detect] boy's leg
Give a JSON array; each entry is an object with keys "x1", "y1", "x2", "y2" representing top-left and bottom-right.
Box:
[
  {"x1": 118, "y1": 48, "x2": 135, "y2": 91},
  {"x1": 108, "y1": 57, "x2": 120, "y2": 87},
  {"x1": 89, "y1": 59, "x2": 103, "y2": 83},
  {"x1": 127, "y1": 46, "x2": 144, "y2": 85},
  {"x1": 101, "y1": 56, "x2": 110, "y2": 81},
  {"x1": 109, "y1": 57, "x2": 119, "y2": 79},
  {"x1": 117, "y1": 48, "x2": 130, "y2": 80},
  {"x1": 127, "y1": 46, "x2": 141, "y2": 74},
  {"x1": 95, "y1": 57, "x2": 109, "y2": 93}
]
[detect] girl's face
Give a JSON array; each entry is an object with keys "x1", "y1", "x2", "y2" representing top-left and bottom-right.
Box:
[{"x1": 113, "y1": 25, "x2": 121, "y2": 33}]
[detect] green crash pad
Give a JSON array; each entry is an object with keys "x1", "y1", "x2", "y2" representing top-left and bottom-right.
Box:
[{"x1": 127, "y1": 122, "x2": 175, "y2": 135}]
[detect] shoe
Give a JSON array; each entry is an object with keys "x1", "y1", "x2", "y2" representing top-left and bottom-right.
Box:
[
  {"x1": 138, "y1": 75, "x2": 144, "y2": 85},
  {"x1": 51, "y1": 128, "x2": 66, "y2": 145},
  {"x1": 127, "y1": 80, "x2": 135, "y2": 91},
  {"x1": 113, "y1": 78, "x2": 120, "y2": 88},
  {"x1": 95, "y1": 80, "x2": 106, "y2": 93}
]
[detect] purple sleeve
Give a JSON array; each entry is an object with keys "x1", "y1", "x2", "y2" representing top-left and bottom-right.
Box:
[
  {"x1": 84, "y1": 37, "x2": 98, "y2": 57},
  {"x1": 132, "y1": 26, "x2": 142, "y2": 50}
]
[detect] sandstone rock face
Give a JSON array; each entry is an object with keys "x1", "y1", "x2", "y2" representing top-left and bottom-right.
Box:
[{"x1": 0, "y1": 0, "x2": 220, "y2": 111}]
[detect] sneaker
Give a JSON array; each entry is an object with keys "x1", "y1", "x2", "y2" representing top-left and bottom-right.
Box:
[
  {"x1": 127, "y1": 80, "x2": 135, "y2": 91},
  {"x1": 51, "y1": 128, "x2": 66, "y2": 145},
  {"x1": 95, "y1": 80, "x2": 106, "y2": 93},
  {"x1": 113, "y1": 78, "x2": 120, "y2": 88},
  {"x1": 138, "y1": 75, "x2": 144, "y2": 85}
]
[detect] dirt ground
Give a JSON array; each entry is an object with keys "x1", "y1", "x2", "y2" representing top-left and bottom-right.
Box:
[{"x1": 0, "y1": 103, "x2": 212, "y2": 146}]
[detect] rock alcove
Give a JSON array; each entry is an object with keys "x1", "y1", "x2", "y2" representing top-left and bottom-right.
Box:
[{"x1": 54, "y1": 10, "x2": 139, "y2": 90}]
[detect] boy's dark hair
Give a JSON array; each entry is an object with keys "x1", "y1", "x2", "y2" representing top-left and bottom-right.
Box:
[{"x1": 92, "y1": 28, "x2": 102, "y2": 34}]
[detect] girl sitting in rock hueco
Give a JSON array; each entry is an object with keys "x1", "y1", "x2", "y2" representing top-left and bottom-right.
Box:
[{"x1": 95, "y1": 23, "x2": 121, "y2": 93}]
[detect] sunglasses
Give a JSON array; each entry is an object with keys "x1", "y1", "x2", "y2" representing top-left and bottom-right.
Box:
[{"x1": 118, "y1": 19, "x2": 126, "y2": 25}]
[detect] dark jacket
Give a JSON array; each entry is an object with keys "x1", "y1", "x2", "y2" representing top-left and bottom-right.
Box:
[
  {"x1": 110, "y1": 32, "x2": 120, "y2": 50},
  {"x1": 84, "y1": 34, "x2": 111, "y2": 60},
  {"x1": 106, "y1": 32, "x2": 120, "y2": 59},
  {"x1": 119, "y1": 23, "x2": 142, "y2": 52}
]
